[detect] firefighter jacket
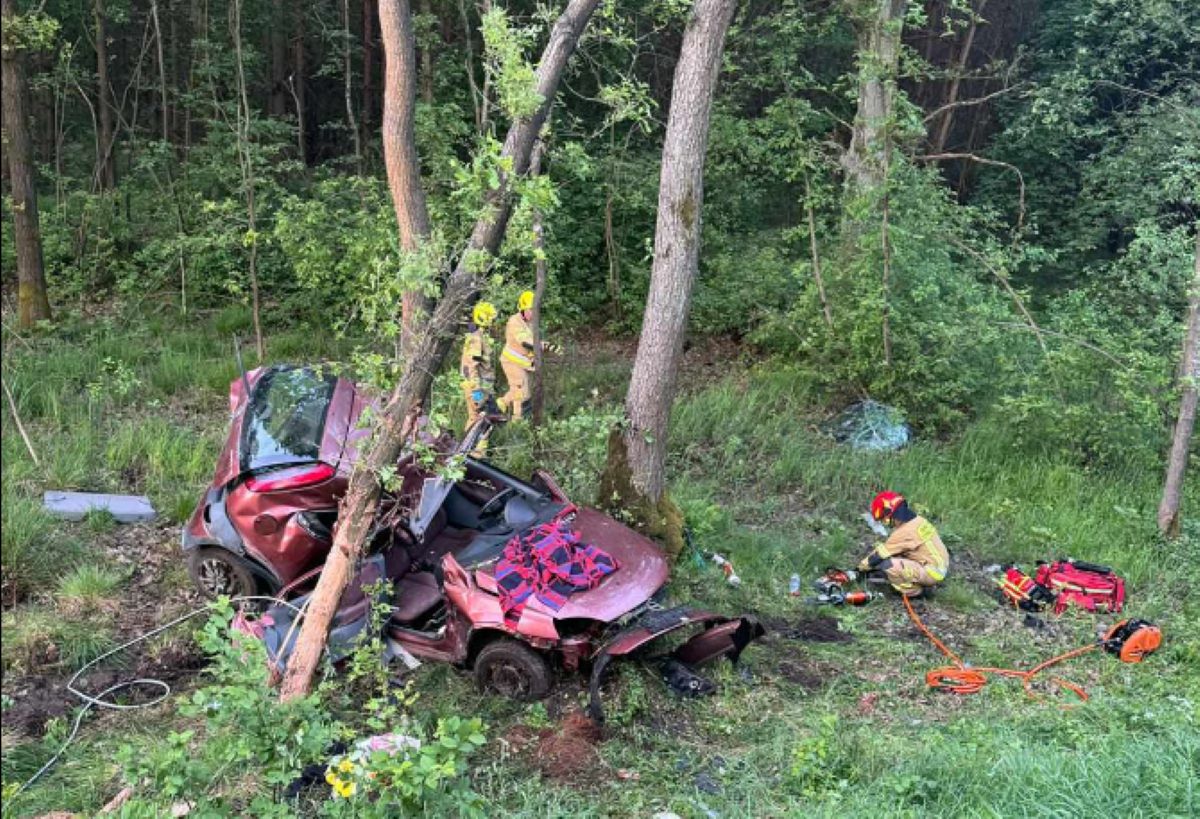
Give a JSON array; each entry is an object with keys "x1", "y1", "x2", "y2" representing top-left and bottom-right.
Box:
[
  {"x1": 460, "y1": 324, "x2": 495, "y2": 392},
  {"x1": 502, "y1": 312, "x2": 536, "y2": 371},
  {"x1": 873, "y1": 516, "x2": 950, "y2": 581}
]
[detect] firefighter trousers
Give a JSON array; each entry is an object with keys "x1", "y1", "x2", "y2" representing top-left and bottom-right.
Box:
[
  {"x1": 882, "y1": 558, "x2": 943, "y2": 597},
  {"x1": 500, "y1": 360, "x2": 532, "y2": 420}
]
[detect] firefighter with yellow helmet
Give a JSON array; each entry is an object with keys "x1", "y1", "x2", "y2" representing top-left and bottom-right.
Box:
[
  {"x1": 499, "y1": 290, "x2": 557, "y2": 419},
  {"x1": 461, "y1": 301, "x2": 498, "y2": 435}
]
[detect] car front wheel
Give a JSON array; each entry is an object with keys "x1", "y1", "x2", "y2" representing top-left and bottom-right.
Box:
[
  {"x1": 474, "y1": 639, "x2": 552, "y2": 701},
  {"x1": 188, "y1": 547, "x2": 259, "y2": 600}
]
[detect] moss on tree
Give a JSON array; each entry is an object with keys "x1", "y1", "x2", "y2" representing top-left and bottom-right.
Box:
[{"x1": 596, "y1": 427, "x2": 686, "y2": 562}]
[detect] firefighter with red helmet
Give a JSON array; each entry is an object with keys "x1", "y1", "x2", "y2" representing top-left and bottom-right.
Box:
[{"x1": 858, "y1": 491, "x2": 950, "y2": 597}]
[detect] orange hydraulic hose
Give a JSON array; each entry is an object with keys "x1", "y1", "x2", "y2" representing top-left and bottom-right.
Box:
[{"x1": 901, "y1": 595, "x2": 1097, "y2": 704}]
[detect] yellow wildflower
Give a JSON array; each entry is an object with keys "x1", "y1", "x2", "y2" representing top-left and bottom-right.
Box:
[
  {"x1": 338, "y1": 758, "x2": 354, "y2": 774},
  {"x1": 334, "y1": 779, "x2": 357, "y2": 799}
]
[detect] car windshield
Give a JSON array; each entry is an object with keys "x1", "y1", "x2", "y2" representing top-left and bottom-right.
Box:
[{"x1": 240, "y1": 367, "x2": 336, "y2": 471}]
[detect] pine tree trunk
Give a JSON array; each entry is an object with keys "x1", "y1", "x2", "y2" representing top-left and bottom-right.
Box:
[
  {"x1": 381, "y1": 0, "x2": 434, "y2": 357},
  {"x1": 363, "y1": 0, "x2": 376, "y2": 138},
  {"x1": 529, "y1": 135, "x2": 548, "y2": 426},
  {"x1": 94, "y1": 0, "x2": 117, "y2": 189},
  {"x1": 292, "y1": 6, "x2": 307, "y2": 161},
  {"x1": 2, "y1": 0, "x2": 52, "y2": 327},
  {"x1": 279, "y1": 0, "x2": 601, "y2": 702},
  {"x1": 599, "y1": 0, "x2": 736, "y2": 561},
  {"x1": 269, "y1": 0, "x2": 288, "y2": 117},
  {"x1": 343, "y1": 0, "x2": 363, "y2": 171},
  {"x1": 418, "y1": 0, "x2": 434, "y2": 104},
  {"x1": 1158, "y1": 232, "x2": 1200, "y2": 538},
  {"x1": 932, "y1": 0, "x2": 986, "y2": 154},
  {"x1": 230, "y1": 0, "x2": 265, "y2": 361},
  {"x1": 841, "y1": 0, "x2": 907, "y2": 193},
  {"x1": 150, "y1": 0, "x2": 170, "y2": 142}
]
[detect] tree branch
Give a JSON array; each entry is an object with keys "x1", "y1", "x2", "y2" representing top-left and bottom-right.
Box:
[
  {"x1": 947, "y1": 237, "x2": 1045, "y2": 353},
  {"x1": 919, "y1": 152, "x2": 1025, "y2": 233},
  {"x1": 922, "y1": 82, "x2": 1026, "y2": 124}
]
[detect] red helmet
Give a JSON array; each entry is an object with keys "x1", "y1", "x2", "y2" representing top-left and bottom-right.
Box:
[{"x1": 871, "y1": 491, "x2": 905, "y2": 522}]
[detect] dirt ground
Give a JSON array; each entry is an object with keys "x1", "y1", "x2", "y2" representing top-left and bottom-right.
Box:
[
  {"x1": 506, "y1": 710, "x2": 607, "y2": 787},
  {"x1": 2, "y1": 522, "x2": 208, "y2": 738}
]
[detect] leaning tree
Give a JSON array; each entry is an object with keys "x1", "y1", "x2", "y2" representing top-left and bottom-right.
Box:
[{"x1": 280, "y1": 0, "x2": 603, "y2": 701}]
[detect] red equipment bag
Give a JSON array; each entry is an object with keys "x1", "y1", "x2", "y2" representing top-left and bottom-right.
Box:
[
  {"x1": 1034, "y1": 560, "x2": 1125, "y2": 614},
  {"x1": 997, "y1": 567, "x2": 1055, "y2": 612}
]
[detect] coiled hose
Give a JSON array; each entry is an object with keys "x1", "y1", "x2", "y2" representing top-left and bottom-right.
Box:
[{"x1": 902, "y1": 594, "x2": 1098, "y2": 703}]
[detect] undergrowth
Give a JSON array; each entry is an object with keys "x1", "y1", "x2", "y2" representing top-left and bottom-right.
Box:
[{"x1": 2, "y1": 311, "x2": 1196, "y2": 818}]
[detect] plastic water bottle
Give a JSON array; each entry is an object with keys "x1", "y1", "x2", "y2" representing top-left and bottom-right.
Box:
[
  {"x1": 710, "y1": 553, "x2": 741, "y2": 587},
  {"x1": 789, "y1": 574, "x2": 801, "y2": 596}
]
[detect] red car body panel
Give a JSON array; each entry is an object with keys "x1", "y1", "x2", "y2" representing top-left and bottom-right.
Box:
[{"x1": 189, "y1": 365, "x2": 762, "y2": 716}]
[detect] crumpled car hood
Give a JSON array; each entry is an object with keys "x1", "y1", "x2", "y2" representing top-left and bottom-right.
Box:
[{"x1": 549, "y1": 507, "x2": 669, "y2": 623}]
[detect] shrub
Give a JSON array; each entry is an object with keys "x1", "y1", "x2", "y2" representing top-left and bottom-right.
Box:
[{"x1": 114, "y1": 599, "x2": 487, "y2": 816}]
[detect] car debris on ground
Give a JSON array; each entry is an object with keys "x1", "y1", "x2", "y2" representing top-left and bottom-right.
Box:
[
  {"x1": 824, "y1": 399, "x2": 911, "y2": 451},
  {"x1": 43, "y1": 491, "x2": 156, "y2": 523}
]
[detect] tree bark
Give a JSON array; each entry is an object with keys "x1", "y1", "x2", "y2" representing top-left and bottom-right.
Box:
[
  {"x1": 804, "y1": 175, "x2": 833, "y2": 330},
  {"x1": 1158, "y1": 232, "x2": 1200, "y2": 538},
  {"x1": 94, "y1": 0, "x2": 117, "y2": 189},
  {"x1": 2, "y1": 0, "x2": 52, "y2": 327},
  {"x1": 418, "y1": 0, "x2": 434, "y2": 104},
  {"x1": 932, "y1": 0, "x2": 986, "y2": 154},
  {"x1": 150, "y1": 0, "x2": 170, "y2": 143},
  {"x1": 841, "y1": 0, "x2": 907, "y2": 193},
  {"x1": 291, "y1": 6, "x2": 307, "y2": 161},
  {"x1": 269, "y1": 0, "x2": 288, "y2": 117},
  {"x1": 343, "y1": 0, "x2": 363, "y2": 171},
  {"x1": 381, "y1": 0, "x2": 434, "y2": 356},
  {"x1": 230, "y1": 0, "x2": 265, "y2": 361},
  {"x1": 363, "y1": 0, "x2": 376, "y2": 136},
  {"x1": 529, "y1": 135, "x2": 548, "y2": 426},
  {"x1": 599, "y1": 0, "x2": 736, "y2": 561},
  {"x1": 279, "y1": 0, "x2": 601, "y2": 702}
]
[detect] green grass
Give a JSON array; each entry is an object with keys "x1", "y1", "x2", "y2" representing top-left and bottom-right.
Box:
[
  {"x1": 2, "y1": 309, "x2": 1197, "y2": 817},
  {"x1": 56, "y1": 565, "x2": 127, "y2": 613},
  {"x1": 0, "y1": 496, "x2": 81, "y2": 605},
  {"x1": 1, "y1": 607, "x2": 116, "y2": 674}
]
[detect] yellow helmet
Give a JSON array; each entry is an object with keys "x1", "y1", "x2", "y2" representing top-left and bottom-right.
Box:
[
  {"x1": 517, "y1": 290, "x2": 535, "y2": 312},
  {"x1": 472, "y1": 301, "x2": 497, "y2": 327}
]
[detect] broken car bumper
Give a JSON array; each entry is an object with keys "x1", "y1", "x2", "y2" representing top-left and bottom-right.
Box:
[{"x1": 587, "y1": 605, "x2": 763, "y2": 721}]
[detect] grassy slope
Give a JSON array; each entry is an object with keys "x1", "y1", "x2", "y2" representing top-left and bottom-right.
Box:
[{"x1": 2, "y1": 313, "x2": 1198, "y2": 817}]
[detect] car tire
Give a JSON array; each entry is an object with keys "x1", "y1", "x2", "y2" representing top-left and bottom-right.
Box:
[
  {"x1": 473, "y1": 639, "x2": 552, "y2": 701},
  {"x1": 188, "y1": 547, "x2": 259, "y2": 600}
]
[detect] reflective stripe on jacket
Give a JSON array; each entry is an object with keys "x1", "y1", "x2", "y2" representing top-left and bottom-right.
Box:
[
  {"x1": 503, "y1": 312, "x2": 535, "y2": 370},
  {"x1": 874, "y1": 516, "x2": 950, "y2": 579}
]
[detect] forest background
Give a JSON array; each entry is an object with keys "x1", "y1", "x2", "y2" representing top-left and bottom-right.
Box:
[{"x1": 1, "y1": 0, "x2": 1198, "y2": 816}]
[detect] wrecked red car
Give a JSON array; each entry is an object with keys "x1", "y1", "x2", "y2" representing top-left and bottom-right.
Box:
[{"x1": 184, "y1": 365, "x2": 761, "y2": 716}]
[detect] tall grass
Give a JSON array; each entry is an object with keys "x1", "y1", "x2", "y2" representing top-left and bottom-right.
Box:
[
  {"x1": 0, "y1": 497, "x2": 74, "y2": 605},
  {"x1": 669, "y1": 366, "x2": 1178, "y2": 585}
]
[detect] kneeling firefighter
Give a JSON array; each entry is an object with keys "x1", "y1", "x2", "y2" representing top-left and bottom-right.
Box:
[
  {"x1": 858, "y1": 491, "x2": 949, "y2": 598},
  {"x1": 461, "y1": 301, "x2": 498, "y2": 441}
]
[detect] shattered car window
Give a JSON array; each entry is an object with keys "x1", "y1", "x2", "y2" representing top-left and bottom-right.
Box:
[{"x1": 241, "y1": 367, "x2": 336, "y2": 471}]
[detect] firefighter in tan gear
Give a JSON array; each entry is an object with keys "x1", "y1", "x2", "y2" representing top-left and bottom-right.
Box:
[
  {"x1": 858, "y1": 491, "x2": 949, "y2": 598},
  {"x1": 499, "y1": 290, "x2": 557, "y2": 419},
  {"x1": 461, "y1": 301, "x2": 498, "y2": 437}
]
